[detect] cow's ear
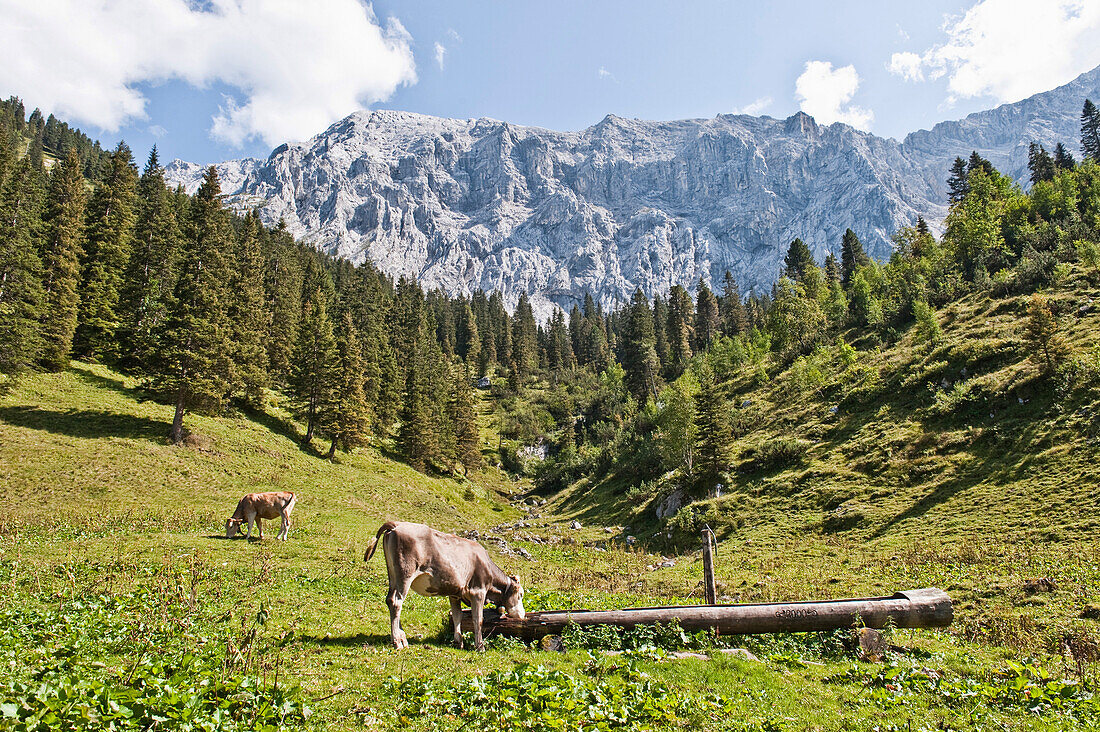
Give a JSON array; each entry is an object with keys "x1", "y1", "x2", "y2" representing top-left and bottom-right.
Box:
[{"x1": 509, "y1": 574, "x2": 521, "y2": 585}]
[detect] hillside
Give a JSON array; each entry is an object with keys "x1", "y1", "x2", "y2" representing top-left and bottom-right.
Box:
[{"x1": 2, "y1": 344, "x2": 1099, "y2": 730}]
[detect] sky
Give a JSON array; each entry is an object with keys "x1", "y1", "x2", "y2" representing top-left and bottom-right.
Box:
[{"x1": 2, "y1": 0, "x2": 1099, "y2": 166}]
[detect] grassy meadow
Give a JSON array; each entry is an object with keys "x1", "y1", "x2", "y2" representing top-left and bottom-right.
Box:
[{"x1": 2, "y1": 271, "x2": 1100, "y2": 731}]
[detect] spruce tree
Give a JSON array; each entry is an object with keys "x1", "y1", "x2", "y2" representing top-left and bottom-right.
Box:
[
  {"x1": 291, "y1": 290, "x2": 338, "y2": 445},
  {"x1": 1024, "y1": 293, "x2": 1070, "y2": 374},
  {"x1": 947, "y1": 157, "x2": 969, "y2": 203},
  {"x1": 693, "y1": 358, "x2": 732, "y2": 494},
  {"x1": 1082, "y1": 99, "x2": 1100, "y2": 162},
  {"x1": 227, "y1": 211, "x2": 269, "y2": 405},
  {"x1": 39, "y1": 149, "x2": 86, "y2": 371},
  {"x1": 967, "y1": 151, "x2": 993, "y2": 176},
  {"x1": 666, "y1": 284, "x2": 694, "y2": 378},
  {"x1": 263, "y1": 223, "x2": 302, "y2": 383},
  {"x1": 399, "y1": 334, "x2": 436, "y2": 471},
  {"x1": 719, "y1": 271, "x2": 747, "y2": 335},
  {"x1": 652, "y1": 295, "x2": 670, "y2": 371},
  {"x1": 1053, "y1": 142, "x2": 1076, "y2": 171},
  {"x1": 457, "y1": 301, "x2": 480, "y2": 366},
  {"x1": 75, "y1": 141, "x2": 137, "y2": 360},
  {"x1": 0, "y1": 157, "x2": 45, "y2": 392},
  {"x1": 621, "y1": 287, "x2": 660, "y2": 404},
  {"x1": 1027, "y1": 142, "x2": 1055, "y2": 184},
  {"x1": 149, "y1": 167, "x2": 234, "y2": 444},
  {"x1": 451, "y1": 365, "x2": 481, "y2": 474},
  {"x1": 116, "y1": 147, "x2": 179, "y2": 374},
  {"x1": 511, "y1": 292, "x2": 538, "y2": 375},
  {"x1": 321, "y1": 311, "x2": 369, "y2": 458},
  {"x1": 840, "y1": 228, "x2": 869, "y2": 286},
  {"x1": 823, "y1": 252, "x2": 842, "y2": 283},
  {"x1": 783, "y1": 238, "x2": 815, "y2": 281},
  {"x1": 694, "y1": 279, "x2": 721, "y2": 351}
]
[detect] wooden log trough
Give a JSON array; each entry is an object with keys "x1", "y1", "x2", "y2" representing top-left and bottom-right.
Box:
[{"x1": 457, "y1": 588, "x2": 953, "y2": 641}]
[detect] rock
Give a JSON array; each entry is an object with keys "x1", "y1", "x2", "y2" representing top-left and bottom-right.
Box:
[
  {"x1": 604, "y1": 527, "x2": 615, "y2": 534},
  {"x1": 852, "y1": 628, "x2": 888, "y2": 661},
  {"x1": 656, "y1": 490, "x2": 686, "y2": 520},
  {"x1": 570, "y1": 521, "x2": 582, "y2": 530},
  {"x1": 660, "y1": 559, "x2": 676, "y2": 568},
  {"x1": 1081, "y1": 604, "x2": 1100, "y2": 620},
  {"x1": 1022, "y1": 577, "x2": 1057, "y2": 595},
  {"x1": 625, "y1": 536, "x2": 637, "y2": 546},
  {"x1": 539, "y1": 635, "x2": 564, "y2": 652},
  {"x1": 719, "y1": 648, "x2": 760, "y2": 662},
  {"x1": 516, "y1": 548, "x2": 534, "y2": 562},
  {"x1": 166, "y1": 68, "x2": 1100, "y2": 317}
]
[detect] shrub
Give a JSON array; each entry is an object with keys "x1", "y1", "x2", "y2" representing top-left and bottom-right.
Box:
[{"x1": 738, "y1": 438, "x2": 809, "y2": 473}]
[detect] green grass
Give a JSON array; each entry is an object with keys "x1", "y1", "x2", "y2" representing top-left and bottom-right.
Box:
[{"x1": 2, "y1": 340, "x2": 1099, "y2": 729}]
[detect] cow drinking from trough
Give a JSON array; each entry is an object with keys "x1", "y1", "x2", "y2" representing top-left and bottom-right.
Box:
[
  {"x1": 225, "y1": 491, "x2": 297, "y2": 541},
  {"x1": 364, "y1": 521, "x2": 526, "y2": 650}
]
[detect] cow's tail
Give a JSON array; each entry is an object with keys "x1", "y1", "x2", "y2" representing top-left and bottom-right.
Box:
[
  {"x1": 364, "y1": 521, "x2": 398, "y2": 562},
  {"x1": 284, "y1": 492, "x2": 297, "y2": 514}
]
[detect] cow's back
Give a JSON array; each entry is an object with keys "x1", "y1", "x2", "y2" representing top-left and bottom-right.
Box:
[{"x1": 384, "y1": 522, "x2": 493, "y2": 596}]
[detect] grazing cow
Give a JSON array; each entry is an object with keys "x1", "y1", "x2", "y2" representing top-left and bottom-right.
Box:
[
  {"x1": 364, "y1": 521, "x2": 526, "y2": 651},
  {"x1": 225, "y1": 491, "x2": 297, "y2": 541}
]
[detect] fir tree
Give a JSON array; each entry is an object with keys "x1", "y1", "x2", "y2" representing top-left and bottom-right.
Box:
[
  {"x1": 38, "y1": 149, "x2": 86, "y2": 371},
  {"x1": 947, "y1": 157, "x2": 969, "y2": 203},
  {"x1": 1082, "y1": 99, "x2": 1100, "y2": 162},
  {"x1": 621, "y1": 287, "x2": 660, "y2": 404},
  {"x1": 693, "y1": 358, "x2": 732, "y2": 494},
  {"x1": 399, "y1": 334, "x2": 437, "y2": 471},
  {"x1": 511, "y1": 292, "x2": 538, "y2": 375},
  {"x1": 0, "y1": 157, "x2": 45, "y2": 392},
  {"x1": 783, "y1": 238, "x2": 815, "y2": 281},
  {"x1": 116, "y1": 147, "x2": 179, "y2": 374},
  {"x1": 823, "y1": 252, "x2": 842, "y2": 283},
  {"x1": 75, "y1": 141, "x2": 137, "y2": 360},
  {"x1": 457, "y1": 301, "x2": 480, "y2": 366},
  {"x1": 665, "y1": 285, "x2": 694, "y2": 378},
  {"x1": 1053, "y1": 142, "x2": 1076, "y2": 170},
  {"x1": 967, "y1": 151, "x2": 993, "y2": 176},
  {"x1": 1027, "y1": 142, "x2": 1055, "y2": 185},
  {"x1": 227, "y1": 211, "x2": 270, "y2": 405},
  {"x1": 719, "y1": 271, "x2": 747, "y2": 335},
  {"x1": 321, "y1": 311, "x2": 369, "y2": 458},
  {"x1": 149, "y1": 167, "x2": 234, "y2": 444},
  {"x1": 652, "y1": 295, "x2": 670, "y2": 371},
  {"x1": 291, "y1": 290, "x2": 338, "y2": 445},
  {"x1": 451, "y1": 365, "x2": 481, "y2": 474},
  {"x1": 694, "y1": 279, "x2": 721, "y2": 351},
  {"x1": 840, "y1": 228, "x2": 869, "y2": 286},
  {"x1": 263, "y1": 223, "x2": 302, "y2": 384}
]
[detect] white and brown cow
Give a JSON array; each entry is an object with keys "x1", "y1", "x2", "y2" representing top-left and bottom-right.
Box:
[
  {"x1": 225, "y1": 491, "x2": 297, "y2": 541},
  {"x1": 364, "y1": 521, "x2": 526, "y2": 651}
]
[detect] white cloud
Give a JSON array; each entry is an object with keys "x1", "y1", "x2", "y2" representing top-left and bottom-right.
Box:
[
  {"x1": 735, "y1": 96, "x2": 773, "y2": 116},
  {"x1": 446, "y1": 28, "x2": 462, "y2": 43},
  {"x1": 0, "y1": 0, "x2": 417, "y2": 148},
  {"x1": 794, "y1": 61, "x2": 874, "y2": 130},
  {"x1": 597, "y1": 66, "x2": 617, "y2": 82},
  {"x1": 888, "y1": 0, "x2": 1100, "y2": 103},
  {"x1": 434, "y1": 42, "x2": 447, "y2": 70},
  {"x1": 147, "y1": 124, "x2": 168, "y2": 138}
]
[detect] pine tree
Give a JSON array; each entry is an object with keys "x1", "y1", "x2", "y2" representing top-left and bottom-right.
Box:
[
  {"x1": 291, "y1": 290, "x2": 338, "y2": 445},
  {"x1": 263, "y1": 223, "x2": 302, "y2": 383},
  {"x1": 456, "y1": 301, "x2": 480, "y2": 366},
  {"x1": 967, "y1": 151, "x2": 993, "y2": 176},
  {"x1": 1053, "y1": 142, "x2": 1076, "y2": 171},
  {"x1": 694, "y1": 279, "x2": 720, "y2": 351},
  {"x1": 451, "y1": 365, "x2": 481, "y2": 474},
  {"x1": 783, "y1": 238, "x2": 815, "y2": 281},
  {"x1": 652, "y1": 295, "x2": 670, "y2": 371},
  {"x1": 321, "y1": 311, "x2": 369, "y2": 458},
  {"x1": 227, "y1": 211, "x2": 269, "y2": 405},
  {"x1": 665, "y1": 284, "x2": 694, "y2": 378},
  {"x1": 511, "y1": 292, "x2": 538, "y2": 375},
  {"x1": 719, "y1": 271, "x2": 747, "y2": 335},
  {"x1": 947, "y1": 157, "x2": 969, "y2": 203},
  {"x1": 621, "y1": 287, "x2": 660, "y2": 404},
  {"x1": 149, "y1": 167, "x2": 234, "y2": 444},
  {"x1": 116, "y1": 147, "x2": 179, "y2": 374},
  {"x1": 823, "y1": 252, "x2": 842, "y2": 283},
  {"x1": 399, "y1": 334, "x2": 436, "y2": 471},
  {"x1": 75, "y1": 141, "x2": 137, "y2": 360},
  {"x1": 693, "y1": 358, "x2": 732, "y2": 494},
  {"x1": 1082, "y1": 99, "x2": 1100, "y2": 162},
  {"x1": 38, "y1": 149, "x2": 86, "y2": 371},
  {"x1": 1024, "y1": 293, "x2": 1070, "y2": 374},
  {"x1": 1027, "y1": 142, "x2": 1055, "y2": 185},
  {"x1": 840, "y1": 228, "x2": 869, "y2": 286},
  {"x1": 0, "y1": 157, "x2": 45, "y2": 392}
]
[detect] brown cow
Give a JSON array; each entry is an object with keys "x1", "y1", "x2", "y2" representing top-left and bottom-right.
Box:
[
  {"x1": 225, "y1": 491, "x2": 297, "y2": 541},
  {"x1": 364, "y1": 521, "x2": 526, "y2": 650}
]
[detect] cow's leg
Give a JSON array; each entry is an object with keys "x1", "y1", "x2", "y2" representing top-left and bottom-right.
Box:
[
  {"x1": 256, "y1": 518, "x2": 263, "y2": 541},
  {"x1": 279, "y1": 509, "x2": 290, "y2": 541},
  {"x1": 470, "y1": 592, "x2": 487, "y2": 652},
  {"x1": 387, "y1": 578, "x2": 414, "y2": 650},
  {"x1": 449, "y1": 597, "x2": 465, "y2": 649},
  {"x1": 245, "y1": 518, "x2": 254, "y2": 540}
]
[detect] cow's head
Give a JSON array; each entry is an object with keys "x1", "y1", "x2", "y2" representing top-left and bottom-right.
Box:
[
  {"x1": 225, "y1": 518, "x2": 243, "y2": 539},
  {"x1": 501, "y1": 575, "x2": 526, "y2": 620}
]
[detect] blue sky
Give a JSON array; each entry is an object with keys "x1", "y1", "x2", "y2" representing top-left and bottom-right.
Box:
[{"x1": 3, "y1": 0, "x2": 1099, "y2": 166}]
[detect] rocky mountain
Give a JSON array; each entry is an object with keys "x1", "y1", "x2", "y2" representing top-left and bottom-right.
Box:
[{"x1": 166, "y1": 65, "x2": 1100, "y2": 317}]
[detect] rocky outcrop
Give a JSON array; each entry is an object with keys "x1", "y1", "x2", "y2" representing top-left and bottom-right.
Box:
[{"x1": 166, "y1": 65, "x2": 1100, "y2": 317}]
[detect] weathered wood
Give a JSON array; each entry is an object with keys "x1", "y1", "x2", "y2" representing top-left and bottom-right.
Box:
[
  {"x1": 456, "y1": 588, "x2": 953, "y2": 640},
  {"x1": 701, "y1": 528, "x2": 716, "y2": 605}
]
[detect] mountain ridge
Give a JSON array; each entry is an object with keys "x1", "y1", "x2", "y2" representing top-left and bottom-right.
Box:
[{"x1": 165, "y1": 65, "x2": 1100, "y2": 317}]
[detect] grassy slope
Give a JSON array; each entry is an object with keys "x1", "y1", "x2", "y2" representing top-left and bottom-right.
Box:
[{"x1": 1, "y1": 273, "x2": 1099, "y2": 729}]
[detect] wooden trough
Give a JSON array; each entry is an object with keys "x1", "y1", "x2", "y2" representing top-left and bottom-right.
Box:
[{"x1": 456, "y1": 588, "x2": 953, "y2": 641}]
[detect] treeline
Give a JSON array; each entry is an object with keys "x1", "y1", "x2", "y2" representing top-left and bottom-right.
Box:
[
  {"x1": 0, "y1": 97, "x2": 112, "y2": 178},
  {"x1": 2, "y1": 98, "x2": 1099, "y2": 483},
  {"x1": 519, "y1": 100, "x2": 1100, "y2": 495}
]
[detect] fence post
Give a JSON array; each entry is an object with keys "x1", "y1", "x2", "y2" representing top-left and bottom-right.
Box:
[{"x1": 701, "y1": 526, "x2": 717, "y2": 605}]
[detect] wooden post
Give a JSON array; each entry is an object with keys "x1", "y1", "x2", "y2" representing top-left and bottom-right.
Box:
[{"x1": 701, "y1": 526, "x2": 717, "y2": 605}]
